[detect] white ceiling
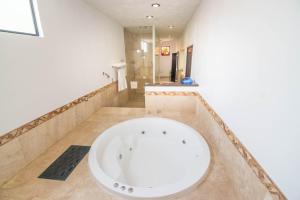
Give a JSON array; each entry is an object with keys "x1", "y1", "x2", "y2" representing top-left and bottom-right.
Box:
[{"x1": 84, "y1": 0, "x2": 200, "y2": 38}]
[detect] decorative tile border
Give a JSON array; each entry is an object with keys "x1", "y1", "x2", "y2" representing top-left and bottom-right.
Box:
[
  {"x1": 145, "y1": 91, "x2": 287, "y2": 200},
  {"x1": 195, "y1": 94, "x2": 287, "y2": 200},
  {"x1": 0, "y1": 82, "x2": 117, "y2": 147},
  {"x1": 145, "y1": 91, "x2": 198, "y2": 96},
  {"x1": 0, "y1": 88, "x2": 287, "y2": 199}
]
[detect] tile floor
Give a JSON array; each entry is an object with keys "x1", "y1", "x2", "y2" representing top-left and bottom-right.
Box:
[{"x1": 0, "y1": 107, "x2": 239, "y2": 200}]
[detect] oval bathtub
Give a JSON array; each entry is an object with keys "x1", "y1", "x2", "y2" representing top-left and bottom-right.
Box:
[{"x1": 88, "y1": 117, "x2": 211, "y2": 199}]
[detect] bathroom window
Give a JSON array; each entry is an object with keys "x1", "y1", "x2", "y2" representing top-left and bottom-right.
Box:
[{"x1": 0, "y1": 0, "x2": 43, "y2": 36}]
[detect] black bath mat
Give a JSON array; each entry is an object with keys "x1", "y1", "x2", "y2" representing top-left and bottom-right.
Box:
[{"x1": 38, "y1": 145, "x2": 90, "y2": 181}]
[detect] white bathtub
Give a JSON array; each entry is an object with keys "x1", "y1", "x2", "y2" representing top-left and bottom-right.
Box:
[{"x1": 88, "y1": 117, "x2": 211, "y2": 199}]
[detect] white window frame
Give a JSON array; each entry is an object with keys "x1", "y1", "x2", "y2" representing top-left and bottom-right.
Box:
[{"x1": 0, "y1": 0, "x2": 42, "y2": 37}]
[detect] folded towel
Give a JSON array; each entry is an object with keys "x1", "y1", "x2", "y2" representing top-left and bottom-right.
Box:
[
  {"x1": 117, "y1": 67, "x2": 127, "y2": 92},
  {"x1": 112, "y1": 62, "x2": 126, "y2": 68}
]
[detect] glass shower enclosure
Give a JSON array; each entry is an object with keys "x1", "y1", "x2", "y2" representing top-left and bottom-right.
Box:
[{"x1": 124, "y1": 26, "x2": 154, "y2": 104}]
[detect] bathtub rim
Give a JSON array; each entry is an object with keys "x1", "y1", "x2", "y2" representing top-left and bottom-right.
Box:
[{"x1": 88, "y1": 116, "x2": 213, "y2": 199}]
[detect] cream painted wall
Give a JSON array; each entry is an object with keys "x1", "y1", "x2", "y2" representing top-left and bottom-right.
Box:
[
  {"x1": 182, "y1": 0, "x2": 300, "y2": 199},
  {"x1": 158, "y1": 40, "x2": 176, "y2": 77},
  {"x1": 0, "y1": 0, "x2": 125, "y2": 135}
]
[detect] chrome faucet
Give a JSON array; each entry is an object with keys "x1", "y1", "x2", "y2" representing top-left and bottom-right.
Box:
[{"x1": 102, "y1": 72, "x2": 110, "y2": 78}]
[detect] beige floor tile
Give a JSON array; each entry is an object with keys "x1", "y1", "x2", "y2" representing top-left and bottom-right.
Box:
[
  {"x1": 0, "y1": 107, "x2": 256, "y2": 200},
  {"x1": 0, "y1": 138, "x2": 26, "y2": 186}
]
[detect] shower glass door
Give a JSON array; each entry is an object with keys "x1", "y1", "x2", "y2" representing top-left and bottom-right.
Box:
[{"x1": 124, "y1": 26, "x2": 153, "y2": 102}]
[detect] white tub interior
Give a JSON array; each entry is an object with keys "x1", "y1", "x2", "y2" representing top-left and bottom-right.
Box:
[{"x1": 89, "y1": 117, "x2": 211, "y2": 199}]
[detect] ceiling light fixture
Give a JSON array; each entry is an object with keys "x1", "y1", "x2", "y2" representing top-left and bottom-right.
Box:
[
  {"x1": 151, "y1": 3, "x2": 160, "y2": 8},
  {"x1": 146, "y1": 15, "x2": 154, "y2": 19},
  {"x1": 168, "y1": 25, "x2": 175, "y2": 29}
]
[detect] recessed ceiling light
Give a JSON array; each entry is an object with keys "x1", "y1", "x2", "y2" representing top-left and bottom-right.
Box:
[
  {"x1": 168, "y1": 25, "x2": 175, "y2": 29},
  {"x1": 146, "y1": 15, "x2": 154, "y2": 19},
  {"x1": 152, "y1": 3, "x2": 160, "y2": 8}
]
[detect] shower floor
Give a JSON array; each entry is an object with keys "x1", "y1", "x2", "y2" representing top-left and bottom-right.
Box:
[{"x1": 123, "y1": 93, "x2": 145, "y2": 108}]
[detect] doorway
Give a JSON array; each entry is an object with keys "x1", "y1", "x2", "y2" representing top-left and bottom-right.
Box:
[
  {"x1": 171, "y1": 52, "x2": 178, "y2": 82},
  {"x1": 185, "y1": 45, "x2": 193, "y2": 77}
]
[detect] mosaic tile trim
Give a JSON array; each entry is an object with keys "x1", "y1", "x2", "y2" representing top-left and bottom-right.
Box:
[
  {"x1": 145, "y1": 90, "x2": 286, "y2": 200},
  {"x1": 195, "y1": 94, "x2": 287, "y2": 200},
  {"x1": 0, "y1": 82, "x2": 117, "y2": 147},
  {"x1": 145, "y1": 91, "x2": 198, "y2": 96}
]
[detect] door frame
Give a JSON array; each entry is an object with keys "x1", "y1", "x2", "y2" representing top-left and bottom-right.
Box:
[{"x1": 185, "y1": 45, "x2": 193, "y2": 77}]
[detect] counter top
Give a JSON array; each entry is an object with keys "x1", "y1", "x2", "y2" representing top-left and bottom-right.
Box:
[
  {"x1": 145, "y1": 82, "x2": 199, "y2": 92},
  {"x1": 145, "y1": 82, "x2": 199, "y2": 87}
]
